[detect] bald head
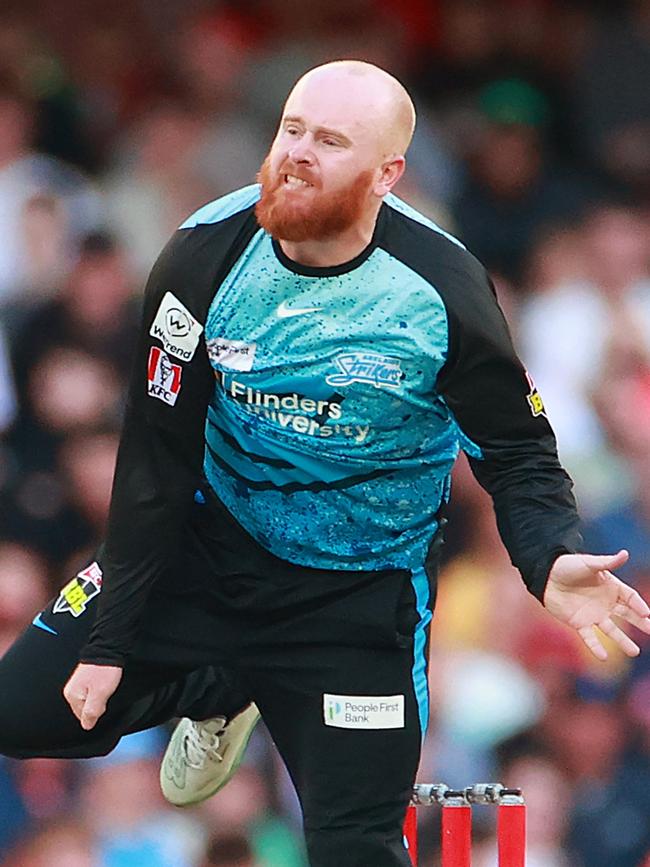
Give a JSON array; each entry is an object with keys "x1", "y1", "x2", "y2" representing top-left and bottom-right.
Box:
[
  {"x1": 258, "y1": 60, "x2": 415, "y2": 247},
  {"x1": 285, "y1": 60, "x2": 416, "y2": 158}
]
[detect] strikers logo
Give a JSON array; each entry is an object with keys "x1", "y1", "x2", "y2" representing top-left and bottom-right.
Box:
[
  {"x1": 525, "y1": 372, "x2": 546, "y2": 418},
  {"x1": 53, "y1": 562, "x2": 103, "y2": 617},
  {"x1": 325, "y1": 352, "x2": 403, "y2": 389},
  {"x1": 147, "y1": 346, "x2": 182, "y2": 406}
]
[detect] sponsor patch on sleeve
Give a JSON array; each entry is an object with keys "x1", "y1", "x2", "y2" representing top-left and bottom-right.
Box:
[
  {"x1": 149, "y1": 292, "x2": 203, "y2": 361},
  {"x1": 525, "y1": 372, "x2": 546, "y2": 418},
  {"x1": 206, "y1": 338, "x2": 256, "y2": 372},
  {"x1": 323, "y1": 693, "x2": 405, "y2": 729},
  {"x1": 53, "y1": 562, "x2": 103, "y2": 617},
  {"x1": 147, "y1": 346, "x2": 182, "y2": 406}
]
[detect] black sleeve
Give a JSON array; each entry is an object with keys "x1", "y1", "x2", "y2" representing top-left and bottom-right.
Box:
[
  {"x1": 79, "y1": 233, "x2": 215, "y2": 665},
  {"x1": 436, "y1": 258, "x2": 582, "y2": 602}
]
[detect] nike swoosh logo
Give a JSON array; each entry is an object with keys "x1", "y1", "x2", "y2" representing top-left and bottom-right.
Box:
[
  {"x1": 32, "y1": 614, "x2": 58, "y2": 635},
  {"x1": 277, "y1": 301, "x2": 323, "y2": 318}
]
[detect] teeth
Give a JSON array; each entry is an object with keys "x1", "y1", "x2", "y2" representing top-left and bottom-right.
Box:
[{"x1": 285, "y1": 174, "x2": 310, "y2": 187}]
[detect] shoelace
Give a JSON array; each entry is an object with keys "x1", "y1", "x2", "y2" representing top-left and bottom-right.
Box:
[{"x1": 183, "y1": 719, "x2": 227, "y2": 769}]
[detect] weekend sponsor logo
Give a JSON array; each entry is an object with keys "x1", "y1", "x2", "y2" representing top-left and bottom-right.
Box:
[
  {"x1": 149, "y1": 291, "x2": 203, "y2": 361},
  {"x1": 53, "y1": 562, "x2": 103, "y2": 617},
  {"x1": 325, "y1": 352, "x2": 403, "y2": 389},
  {"x1": 525, "y1": 372, "x2": 546, "y2": 418},
  {"x1": 147, "y1": 346, "x2": 182, "y2": 406},
  {"x1": 323, "y1": 693, "x2": 405, "y2": 729}
]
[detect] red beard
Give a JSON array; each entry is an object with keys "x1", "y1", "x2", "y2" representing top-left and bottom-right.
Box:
[{"x1": 255, "y1": 156, "x2": 374, "y2": 242}]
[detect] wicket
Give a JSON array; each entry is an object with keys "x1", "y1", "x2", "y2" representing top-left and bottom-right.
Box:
[{"x1": 404, "y1": 783, "x2": 526, "y2": 866}]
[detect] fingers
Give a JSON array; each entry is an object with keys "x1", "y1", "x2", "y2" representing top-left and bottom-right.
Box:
[
  {"x1": 613, "y1": 582, "x2": 650, "y2": 619},
  {"x1": 63, "y1": 666, "x2": 112, "y2": 731},
  {"x1": 63, "y1": 682, "x2": 106, "y2": 731},
  {"x1": 80, "y1": 694, "x2": 107, "y2": 731},
  {"x1": 578, "y1": 625, "x2": 608, "y2": 661},
  {"x1": 583, "y1": 549, "x2": 629, "y2": 573},
  {"x1": 581, "y1": 615, "x2": 644, "y2": 661},
  {"x1": 613, "y1": 601, "x2": 650, "y2": 633},
  {"x1": 63, "y1": 682, "x2": 88, "y2": 723},
  {"x1": 597, "y1": 616, "x2": 641, "y2": 658}
]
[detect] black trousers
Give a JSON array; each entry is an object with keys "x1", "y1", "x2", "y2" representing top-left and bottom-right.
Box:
[{"x1": 0, "y1": 493, "x2": 436, "y2": 867}]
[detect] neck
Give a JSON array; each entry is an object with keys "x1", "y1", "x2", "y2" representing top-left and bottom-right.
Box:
[{"x1": 279, "y1": 205, "x2": 380, "y2": 268}]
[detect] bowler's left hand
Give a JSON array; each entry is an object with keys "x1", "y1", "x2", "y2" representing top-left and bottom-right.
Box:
[{"x1": 544, "y1": 550, "x2": 650, "y2": 660}]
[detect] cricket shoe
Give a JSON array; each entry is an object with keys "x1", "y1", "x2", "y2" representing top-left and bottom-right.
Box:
[{"x1": 160, "y1": 703, "x2": 261, "y2": 806}]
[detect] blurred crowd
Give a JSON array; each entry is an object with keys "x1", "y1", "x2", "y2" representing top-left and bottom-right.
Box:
[{"x1": 0, "y1": 0, "x2": 649, "y2": 864}]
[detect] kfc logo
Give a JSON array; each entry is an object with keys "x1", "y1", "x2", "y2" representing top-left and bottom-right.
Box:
[{"x1": 147, "y1": 346, "x2": 182, "y2": 406}]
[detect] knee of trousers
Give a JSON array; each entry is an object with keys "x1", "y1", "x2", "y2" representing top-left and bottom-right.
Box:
[
  {"x1": 0, "y1": 726, "x2": 122, "y2": 760},
  {"x1": 0, "y1": 700, "x2": 32, "y2": 758},
  {"x1": 303, "y1": 824, "x2": 413, "y2": 867},
  {"x1": 0, "y1": 692, "x2": 120, "y2": 760}
]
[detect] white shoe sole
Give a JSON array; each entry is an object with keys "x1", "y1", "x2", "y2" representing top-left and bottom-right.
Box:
[{"x1": 160, "y1": 703, "x2": 261, "y2": 807}]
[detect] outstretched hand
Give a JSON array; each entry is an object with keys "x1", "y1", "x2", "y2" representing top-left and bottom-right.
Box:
[
  {"x1": 543, "y1": 550, "x2": 650, "y2": 660},
  {"x1": 63, "y1": 663, "x2": 123, "y2": 731}
]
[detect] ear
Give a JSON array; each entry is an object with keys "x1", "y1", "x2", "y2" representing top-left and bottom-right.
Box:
[{"x1": 373, "y1": 155, "x2": 406, "y2": 197}]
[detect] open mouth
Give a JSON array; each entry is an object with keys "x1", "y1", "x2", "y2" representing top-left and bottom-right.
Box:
[{"x1": 283, "y1": 174, "x2": 313, "y2": 188}]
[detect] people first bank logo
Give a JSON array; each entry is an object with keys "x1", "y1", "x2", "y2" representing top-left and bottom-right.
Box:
[
  {"x1": 326, "y1": 352, "x2": 403, "y2": 389},
  {"x1": 323, "y1": 693, "x2": 405, "y2": 729}
]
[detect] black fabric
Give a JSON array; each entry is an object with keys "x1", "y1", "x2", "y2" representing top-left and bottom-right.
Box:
[
  {"x1": 380, "y1": 207, "x2": 582, "y2": 598},
  {"x1": 81, "y1": 208, "x2": 260, "y2": 665},
  {"x1": 0, "y1": 510, "x2": 431, "y2": 867},
  {"x1": 83, "y1": 195, "x2": 582, "y2": 667}
]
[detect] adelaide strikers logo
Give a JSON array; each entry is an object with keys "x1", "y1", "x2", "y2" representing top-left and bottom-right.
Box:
[{"x1": 325, "y1": 352, "x2": 403, "y2": 389}]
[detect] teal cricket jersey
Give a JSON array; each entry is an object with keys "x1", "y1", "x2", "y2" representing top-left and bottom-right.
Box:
[{"x1": 81, "y1": 184, "x2": 581, "y2": 664}]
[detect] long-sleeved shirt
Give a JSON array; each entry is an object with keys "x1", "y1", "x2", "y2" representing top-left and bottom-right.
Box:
[{"x1": 81, "y1": 185, "x2": 581, "y2": 666}]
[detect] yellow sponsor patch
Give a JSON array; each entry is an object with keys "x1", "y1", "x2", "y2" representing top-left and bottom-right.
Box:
[
  {"x1": 53, "y1": 562, "x2": 103, "y2": 617},
  {"x1": 525, "y1": 372, "x2": 546, "y2": 418}
]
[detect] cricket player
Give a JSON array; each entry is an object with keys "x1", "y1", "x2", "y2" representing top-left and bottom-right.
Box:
[{"x1": 1, "y1": 61, "x2": 649, "y2": 867}]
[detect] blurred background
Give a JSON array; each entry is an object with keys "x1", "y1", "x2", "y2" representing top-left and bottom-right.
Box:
[{"x1": 0, "y1": 0, "x2": 649, "y2": 864}]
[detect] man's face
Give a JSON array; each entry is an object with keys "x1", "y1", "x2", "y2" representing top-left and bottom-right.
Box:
[{"x1": 256, "y1": 78, "x2": 383, "y2": 242}]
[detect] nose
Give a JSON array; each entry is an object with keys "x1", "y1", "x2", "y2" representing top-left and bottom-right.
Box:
[{"x1": 288, "y1": 133, "x2": 314, "y2": 164}]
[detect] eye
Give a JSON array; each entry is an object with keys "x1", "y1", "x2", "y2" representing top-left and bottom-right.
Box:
[{"x1": 285, "y1": 126, "x2": 300, "y2": 136}]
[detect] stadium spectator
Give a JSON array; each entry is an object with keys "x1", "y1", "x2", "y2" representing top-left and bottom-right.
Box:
[
  {"x1": 571, "y1": 0, "x2": 650, "y2": 198},
  {"x1": 200, "y1": 830, "x2": 258, "y2": 867},
  {"x1": 452, "y1": 77, "x2": 596, "y2": 284},
  {"x1": 0, "y1": 76, "x2": 103, "y2": 306},
  {"x1": 0, "y1": 542, "x2": 48, "y2": 653},
  {"x1": 10, "y1": 231, "x2": 139, "y2": 396},
  {"x1": 198, "y1": 765, "x2": 307, "y2": 867},
  {"x1": 103, "y1": 102, "x2": 214, "y2": 280},
  {"x1": 519, "y1": 202, "x2": 650, "y2": 508},
  {"x1": 0, "y1": 820, "x2": 99, "y2": 867}
]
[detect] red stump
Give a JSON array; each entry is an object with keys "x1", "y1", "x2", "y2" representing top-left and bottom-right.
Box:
[
  {"x1": 497, "y1": 803, "x2": 526, "y2": 867},
  {"x1": 441, "y1": 803, "x2": 472, "y2": 867},
  {"x1": 403, "y1": 804, "x2": 418, "y2": 865}
]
